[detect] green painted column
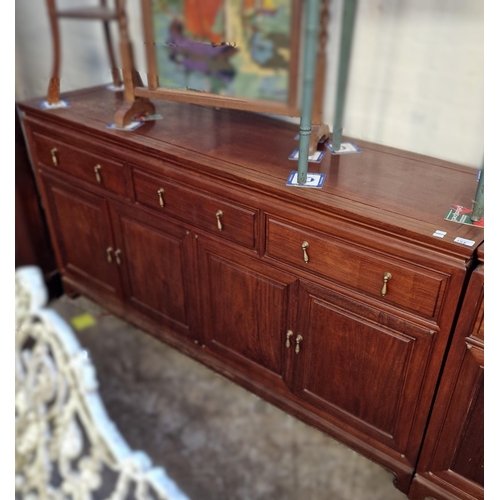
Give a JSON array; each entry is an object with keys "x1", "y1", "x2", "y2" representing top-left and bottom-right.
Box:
[
  {"x1": 471, "y1": 162, "x2": 484, "y2": 222},
  {"x1": 331, "y1": 0, "x2": 358, "y2": 151},
  {"x1": 297, "y1": 0, "x2": 321, "y2": 184}
]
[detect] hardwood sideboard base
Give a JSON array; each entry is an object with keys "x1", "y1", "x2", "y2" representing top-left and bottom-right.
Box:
[
  {"x1": 408, "y1": 473, "x2": 482, "y2": 500},
  {"x1": 19, "y1": 87, "x2": 485, "y2": 500},
  {"x1": 63, "y1": 274, "x2": 414, "y2": 494}
]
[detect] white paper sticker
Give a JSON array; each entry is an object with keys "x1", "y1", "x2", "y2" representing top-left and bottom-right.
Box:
[
  {"x1": 288, "y1": 148, "x2": 325, "y2": 162},
  {"x1": 40, "y1": 99, "x2": 70, "y2": 109},
  {"x1": 286, "y1": 171, "x2": 326, "y2": 188},
  {"x1": 433, "y1": 230, "x2": 447, "y2": 238},
  {"x1": 325, "y1": 142, "x2": 361, "y2": 155},
  {"x1": 454, "y1": 237, "x2": 475, "y2": 247},
  {"x1": 106, "y1": 83, "x2": 125, "y2": 92},
  {"x1": 106, "y1": 121, "x2": 144, "y2": 131}
]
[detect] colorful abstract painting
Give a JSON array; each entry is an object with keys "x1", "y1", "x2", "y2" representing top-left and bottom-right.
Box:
[{"x1": 151, "y1": 0, "x2": 295, "y2": 103}]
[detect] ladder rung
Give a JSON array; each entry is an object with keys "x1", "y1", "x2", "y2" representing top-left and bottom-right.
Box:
[{"x1": 56, "y1": 7, "x2": 117, "y2": 21}]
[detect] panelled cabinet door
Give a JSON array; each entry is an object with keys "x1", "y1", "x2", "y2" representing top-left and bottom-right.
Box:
[
  {"x1": 409, "y1": 263, "x2": 484, "y2": 500},
  {"x1": 291, "y1": 280, "x2": 435, "y2": 463},
  {"x1": 109, "y1": 202, "x2": 198, "y2": 340},
  {"x1": 39, "y1": 173, "x2": 122, "y2": 301},
  {"x1": 197, "y1": 237, "x2": 297, "y2": 392}
]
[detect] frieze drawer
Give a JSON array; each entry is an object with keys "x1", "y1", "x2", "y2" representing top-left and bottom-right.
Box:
[
  {"x1": 32, "y1": 131, "x2": 129, "y2": 197},
  {"x1": 132, "y1": 168, "x2": 257, "y2": 249},
  {"x1": 266, "y1": 217, "x2": 446, "y2": 319}
]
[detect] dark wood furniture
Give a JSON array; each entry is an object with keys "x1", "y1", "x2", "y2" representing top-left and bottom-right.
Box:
[
  {"x1": 115, "y1": 0, "x2": 330, "y2": 154},
  {"x1": 17, "y1": 86, "x2": 484, "y2": 497},
  {"x1": 15, "y1": 109, "x2": 60, "y2": 296},
  {"x1": 409, "y1": 244, "x2": 484, "y2": 500},
  {"x1": 45, "y1": 0, "x2": 123, "y2": 104}
]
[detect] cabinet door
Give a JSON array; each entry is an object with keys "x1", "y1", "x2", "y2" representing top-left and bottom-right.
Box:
[
  {"x1": 409, "y1": 263, "x2": 484, "y2": 500},
  {"x1": 292, "y1": 280, "x2": 435, "y2": 462},
  {"x1": 110, "y1": 202, "x2": 197, "y2": 340},
  {"x1": 197, "y1": 237, "x2": 297, "y2": 392},
  {"x1": 40, "y1": 173, "x2": 122, "y2": 301}
]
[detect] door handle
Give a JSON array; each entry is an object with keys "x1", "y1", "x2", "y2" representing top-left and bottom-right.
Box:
[
  {"x1": 216, "y1": 210, "x2": 223, "y2": 231},
  {"x1": 295, "y1": 335, "x2": 303, "y2": 354},
  {"x1": 94, "y1": 164, "x2": 102, "y2": 184}
]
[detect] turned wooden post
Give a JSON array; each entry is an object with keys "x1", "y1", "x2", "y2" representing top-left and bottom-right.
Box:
[
  {"x1": 46, "y1": 0, "x2": 62, "y2": 104},
  {"x1": 114, "y1": 0, "x2": 155, "y2": 126}
]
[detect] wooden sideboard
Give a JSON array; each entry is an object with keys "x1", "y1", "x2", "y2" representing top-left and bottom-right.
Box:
[
  {"x1": 409, "y1": 244, "x2": 484, "y2": 500},
  {"x1": 17, "y1": 86, "x2": 484, "y2": 497},
  {"x1": 15, "y1": 108, "x2": 60, "y2": 296}
]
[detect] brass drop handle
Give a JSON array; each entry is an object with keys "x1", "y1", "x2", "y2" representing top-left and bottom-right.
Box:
[
  {"x1": 51, "y1": 148, "x2": 58, "y2": 166},
  {"x1": 94, "y1": 164, "x2": 102, "y2": 183},
  {"x1": 157, "y1": 188, "x2": 165, "y2": 207},
  {"x1": 286, "y1": 330, "x2": 293, "y2": 348},
  {"x1": 115, "y1": 249, "x2": 122, "y2": 265},
  {"x1": 106, "y1": 246, "x2": 113, "y2": 263},
  {"x1": 301, "y1": 241, "x2": 309, "y2": 264},
  {"x1": 295, "y1": 335, "x2": 303, "y2": 354},
  {"x1": 381, "y1": 272, "x2": 392, "y2": 296},
  {"x1": 216, "y1": 210, "x2": 223, "y2": 231}
]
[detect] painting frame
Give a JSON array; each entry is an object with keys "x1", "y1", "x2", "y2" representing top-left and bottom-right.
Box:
[{"x1": 137, "y1": 0, "x2": 304, "y2": 118}]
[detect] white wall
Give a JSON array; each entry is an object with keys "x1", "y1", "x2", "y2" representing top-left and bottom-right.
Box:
[
  {"x1": 15, "y1": 0, "x2": 483, "y2": 167},
  {"x1": 327, "y1": 0, "x2": 484, "y2": 167}
]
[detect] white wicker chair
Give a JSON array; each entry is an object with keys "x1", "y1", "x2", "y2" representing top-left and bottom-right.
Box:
[{"x1": 15, "y1": 266, "x2": 189, "y2": 500}]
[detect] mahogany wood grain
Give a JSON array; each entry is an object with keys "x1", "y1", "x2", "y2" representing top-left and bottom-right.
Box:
[
  {"x1": 292, "y1": 279, "x2": 436, "y2": 464},
  {"x1": 132, "y1": 168, "x2": 257, "y2": 249},
  {"x1": 17, "y1": 87, "x2": 483, "y2": 259},
  {"x1": 15, "y1": 110, "x2": 58, "y2": 289},
  {"x1": 197, "y1": 236, "x2": 297, "y2": 393},
  {"x1": 32, "y1": 130, "x2": 129, "y2": 197},
  {"x1": 408, "y1": 256, "x2": 484, "y2": 500},
  {"x1": 45, "y1": 1, "x2": 122, "y2": 103},
  {"x1": 134, "y1": 86, "x2": 302, "y2": 118},
  {"x1": 266, "y1": 215, "x2": 448, "y2": 319},
  {"x1": 38, "y1": 173, "x2": 123, "y2": 306},
  {"x1": 17, "y1": 87, "x2": 485, "y2": 497},
  {"x1": 140, "y1": 0, "x2": 158, "y2": 90},
  {"x1": 56, "y1": 6, "x2": 116, "y2": 20},
  {"x1": 46, "y1": 0, "x2": 61, "y2": 104},
  {"x1": 109, "y1": 201, "x2": 198, "y2": 340}
]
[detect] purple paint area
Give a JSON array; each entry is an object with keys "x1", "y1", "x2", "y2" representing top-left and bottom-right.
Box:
[{"x1": 166, "y1": 19, "x2": 238, "y2": 84}]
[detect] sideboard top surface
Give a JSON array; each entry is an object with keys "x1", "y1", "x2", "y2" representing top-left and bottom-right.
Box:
[{"x1": 18, "y1": 86, "x2": 484, "y2": 259}]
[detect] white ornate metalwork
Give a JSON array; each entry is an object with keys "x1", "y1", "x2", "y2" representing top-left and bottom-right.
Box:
[{"x1": 15, "y1": 266, "x2": 190, "y2": 500}]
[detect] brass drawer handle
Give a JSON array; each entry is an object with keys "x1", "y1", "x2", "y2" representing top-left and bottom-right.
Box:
[
  {"x1": 94, "y1": 164, "x2": 102, "y2": 183},
  {"x1": 115, "y1": 249, "x2": 122, "y2": 265},
  {"x1": 158, "y1": 188, "x2": 165, "y2": 207},
  {"x1": 286, "y1": 330, "x2": 293, "y2": 348},
  {"x1": 216, "y1": 210, "x2": 223, "y2": 231},
  {"x1": 51, "y1": 148, "x2": 58, "y2": 166},
  {"x1": 106, "y1": 246, "x2": 113, "y2": 263},
  {"x1": 301, "y1": 241, "x2": 309, "y2": 264},
  {"x1": 381, "y1": 272, "x2": 392, "y2": 296},
  {"x1": 295, "y1": 335, "x2": 303, "y2": 354}
]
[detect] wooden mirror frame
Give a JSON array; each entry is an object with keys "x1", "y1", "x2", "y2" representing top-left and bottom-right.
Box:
[{"x1": 114, "y1": 0, "x2": 330, "y2": 154}]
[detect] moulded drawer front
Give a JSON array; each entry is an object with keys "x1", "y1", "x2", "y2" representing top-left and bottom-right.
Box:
[
  {"x1": 133, "y1": 169, "x2": 257, "y2": 248},
  {"x1": 266, "y1": 218, "x2": 445, "y2": 319},
  {"x1": 32, "y1": 132, "x2": 128, "y2": 197}
]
